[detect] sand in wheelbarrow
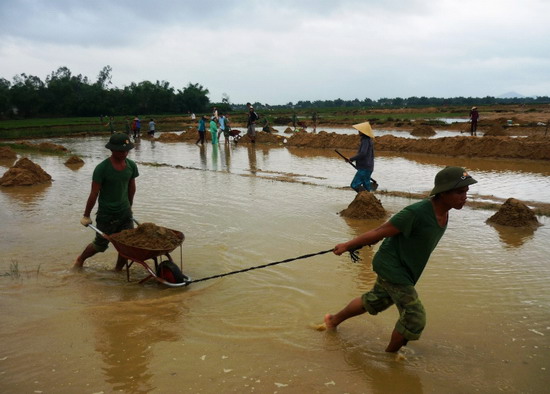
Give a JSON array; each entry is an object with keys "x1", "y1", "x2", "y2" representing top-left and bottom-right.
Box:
[
  {"x1": 0, "y1": 157, "x2": 52, "y2": 186},
  {"x1": 486, "y1": 198, "x2": 541, "y2": 228},
  {"x1": 340, "y1": 191, "x2": 387, "y2": 219},
  {"x1": 111, "y1": 222, "x2": 182, "y2": 250}
]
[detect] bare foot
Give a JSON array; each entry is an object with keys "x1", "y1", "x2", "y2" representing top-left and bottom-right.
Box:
[
  {"x1": 71, "y1": 258, "x2": 84, "y2": 271},
  {"x1": 324, "y1": 313, "x2": 338, "y2": 330}
]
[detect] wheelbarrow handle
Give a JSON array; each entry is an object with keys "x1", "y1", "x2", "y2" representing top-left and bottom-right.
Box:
[
  {"x1": 87, "y1": 218, "x2": 139, "y2": 238},
  {"x1": 87, "y1": 223, "x2": 110, "y2": 240}
]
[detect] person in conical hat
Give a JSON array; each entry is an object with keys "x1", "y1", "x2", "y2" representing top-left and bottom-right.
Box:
[
  {"x1": 348, "y1": 121, "x2": 375, "y2": 192},
  {"x1": 469, "y1": 106, "x2": 479, "y2": 136}
]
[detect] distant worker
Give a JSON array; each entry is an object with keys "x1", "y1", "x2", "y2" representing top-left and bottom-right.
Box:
[
  {"x1": 210, "y1": 116, "x2": 219, "y2": 145},
  {"x1": 292, "y1": 111, "x2": 297, "y2": 131},
  {"x1": 246, "y1": 103, "x2": 259, "y2": 143},
  {"x1": 218, "y1": 113, "x2": 230, "y2": 143},
  {"x1": 132, "y1": 116, "x2": 141, "y2": 139},
  {"x1": 148, "y1": 118, "x2": 156, "y2": 136},
  {"x1": 105, "y1": 116, "x2": 115, "y2": 134},
  {"x1": 325, "y1": 166, "x2": 478, "y2": 353},
  {"x1": 469, "y1": 106, "x2": 479, "y2": 136},
  {"x1": 312, "y1": 111, "x2": 318, "y2": 133},
  {"x1": 348, "y1": 121, "x2": 376, "y2": 193},
  {"x1": 73, "y1": 133, "x2": 139, "y2": 271},
  {"x1": 196, "y1": 116, "x2": 206, "y2": 145}
]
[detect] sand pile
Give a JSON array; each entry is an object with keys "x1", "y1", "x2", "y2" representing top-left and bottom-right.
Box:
[
  {"x1": 20, "y1": 141, "x2": 68, "y2": 152},
  {"x1": 0, "y1": 157, "x2": 52, "y2": 186},
  {"x1": 156, "y1": 132, "x2": 188, "y2": 142},
  {"x1": 340, "y1": 191, "x2": 387, "y2": 219},
  {"x1": 65, "y1": 155, "x2": 84, "y2": 165},
  {"x1": 0, "y1": 146, "x2": 17, "y2": 159},
  {"x1": 410, "y1": 125, "x2": 436, "y2": 137},
  {"x1": 486, "y1": 198, "x2": 541, "y2": 228},
  {"x1": 111, "y1": 222, "x2": 183, "y2": 250},
  {"x1": 483, "y1": 125, "x2": 507, "y2": 137}
]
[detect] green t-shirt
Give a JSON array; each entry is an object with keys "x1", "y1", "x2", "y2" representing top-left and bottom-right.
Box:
[
  {"x1": 93, "y1": 158, "x2": 139, "y2": 217},
  {"x1": 372, "y1": 199, "x2": 446, "y2": 285}
]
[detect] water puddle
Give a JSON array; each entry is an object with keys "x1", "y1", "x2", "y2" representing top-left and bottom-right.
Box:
[{"x1": 1, "y1": 135, "x2": 548, "y2": 393}]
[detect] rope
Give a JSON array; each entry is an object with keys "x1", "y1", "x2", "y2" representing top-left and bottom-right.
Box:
[{"x1": 184, "y1": 247, "x2": 361, "y2": 285}]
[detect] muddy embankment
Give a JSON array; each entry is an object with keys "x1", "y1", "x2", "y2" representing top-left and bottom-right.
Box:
[{"x1": 162, "y1": 129, "x2": 550, "y2": 161}]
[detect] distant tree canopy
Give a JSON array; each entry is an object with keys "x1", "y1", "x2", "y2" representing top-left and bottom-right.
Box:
[
  {"x1": 0, "y1": 66, "x2": 214, "y2": 118},
  {"x1": 0, "y1": 66, "x2": 549, "y2": 119}
]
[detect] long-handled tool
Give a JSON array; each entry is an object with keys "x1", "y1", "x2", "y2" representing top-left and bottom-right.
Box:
[{"x1": 334, "y1": 149, "x2": 378, "y2": 189}]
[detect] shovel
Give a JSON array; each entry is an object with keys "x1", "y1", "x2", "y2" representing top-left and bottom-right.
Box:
[{"x1": 334, "y1": 149, "x2": 378, "y2": 190}]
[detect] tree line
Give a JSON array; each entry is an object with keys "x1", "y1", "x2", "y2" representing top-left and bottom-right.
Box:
[{"x1": 1, "y1": 65, "x2": 549, "y2": 119}]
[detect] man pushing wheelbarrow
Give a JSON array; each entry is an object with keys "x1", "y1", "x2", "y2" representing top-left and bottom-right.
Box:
[{"x1": 73, "y1": 133, "x2": 139, "y2": 271}]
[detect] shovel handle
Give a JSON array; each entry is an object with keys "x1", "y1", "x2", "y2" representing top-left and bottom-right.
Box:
[
  {"x1": 334, "y1": 149, "x2": 357, "y2": 169},
  {"x1": 335, "y1": 149, "x2": 378, "y2": 185}
]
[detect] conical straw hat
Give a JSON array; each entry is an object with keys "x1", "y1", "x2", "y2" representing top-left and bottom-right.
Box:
[{"x1": 352, "y1": 122, "x2": 374, "y2": 138}]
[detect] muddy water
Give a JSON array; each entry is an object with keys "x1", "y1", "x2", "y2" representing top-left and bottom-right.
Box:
[{"x1": 1, "y1": 135, "x2": 549, "y2": 393}]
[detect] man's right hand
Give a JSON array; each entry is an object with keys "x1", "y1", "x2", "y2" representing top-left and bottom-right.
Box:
[{"x1": 80, "y1": 216, "x2": 92, "y2": 227}]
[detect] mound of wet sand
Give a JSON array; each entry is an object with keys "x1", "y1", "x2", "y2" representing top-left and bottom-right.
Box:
[
  {"x1": 20, "y1": 141, "x2": 68, "y2": 152},
  {"x1": 0, "y1": 157, "x2": 52, "y2": 186},
  {"x1": 281, "y1": 131, "x2": 550, "y2": 160},
  {"x1": 486, "y1": 198, "x2": 541, "y2": 228},
  {"x1": 111, "y1": 222, "x2": 183, "y2": 250},
  {"x1": 65, "y1": 155, "x2": 84, "y2": 165},
  {"x1": 483, "y1": 125, "x2": 508, "y2": 137},
  {"x1": 340, "y1": 191, "x2": 387, "y2": 219},
  {"x1": 410, "y1": 125, "x2": 436, "y2": 137},
  {"x1": 0, "y1": 146, "x2": 17, "y2": 159},
  {"x1": 156, "y1": 132, "x2": 188, "y2": 142}
]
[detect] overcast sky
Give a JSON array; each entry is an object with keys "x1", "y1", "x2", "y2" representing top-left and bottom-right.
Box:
[{"x1": 1, "y1": 0, "x2": 549, "y2": 105}]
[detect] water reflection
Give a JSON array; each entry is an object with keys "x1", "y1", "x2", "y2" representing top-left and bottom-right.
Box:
[
  {"x1": 85, "y1": 291, "x2": 186, "y2": 393},
  {"x1": 1, "y1": 183, "x2": 52, "y2": 206},
  {"x1": 486, "y1": 222, "x2": 537, "y2": 248},
  {"x1": 247, "y1": 145, "x2": 257, "y2": 174},
  {"x1": 199, "y1": 144, "x2": 207, "y2": 169}
]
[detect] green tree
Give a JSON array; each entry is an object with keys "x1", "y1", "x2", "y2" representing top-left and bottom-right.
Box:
[
  {"x1": 0, "y1": 78, "x2": 11, "y2": 117},
  {"x1": 10, "y1": 73, "x2": 45, "y2": 117},
  {"x1": 176, "y1": 83, "x2": 210, "y2": 113}
]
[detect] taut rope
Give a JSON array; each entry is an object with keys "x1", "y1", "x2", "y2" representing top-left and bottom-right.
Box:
[{"x1": 184, "y1": 247, "x2": 362, "y2": 285}]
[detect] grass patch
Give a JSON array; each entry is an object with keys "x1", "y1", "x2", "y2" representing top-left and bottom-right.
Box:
[{"x1": 1, "y1": 260, "x2": 42, "y2": 279}]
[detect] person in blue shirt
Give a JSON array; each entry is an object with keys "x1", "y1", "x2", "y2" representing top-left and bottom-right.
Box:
[{"x1": 196, "y1": 116, "x2": 206, "y2": 145}]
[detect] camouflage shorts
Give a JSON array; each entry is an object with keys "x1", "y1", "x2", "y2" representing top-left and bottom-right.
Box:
[
  {"x1": 361, "y1": 277, "x2": 426, "y2": 341},
  {"x1": 92, "y1": 213, "x2": 133, "y2": 252}
]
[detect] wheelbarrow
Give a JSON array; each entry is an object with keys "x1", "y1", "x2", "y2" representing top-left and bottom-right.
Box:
[
  {"x1": 87, "y1": 223, "x2": 190, "y2": 287},
  {"x1": 229, "y1": 128, "x2": 241, "y2": 143}
]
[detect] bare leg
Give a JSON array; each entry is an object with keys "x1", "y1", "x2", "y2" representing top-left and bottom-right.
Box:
[
  {"x1": 114, "y1": 254, "x2": 128, "y2": 271},
  {"x1": 73, "y1": 243, "x2": 98, "y2": 270},
  {"x1": 324, "y1": 297, "x2": 366, "y2": 330},
  {"x1": 385, "y1": 329, "x2": 408, "y2": 353}
]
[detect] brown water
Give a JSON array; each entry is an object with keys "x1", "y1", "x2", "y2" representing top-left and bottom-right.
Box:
[{"x1": 1, "y1": 135, "x2": 549, "y2": 393}]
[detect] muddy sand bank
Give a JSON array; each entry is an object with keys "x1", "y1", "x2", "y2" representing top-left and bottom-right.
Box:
[{"x1": 160, "y1": 130, "x2": 550, "y2": 161}]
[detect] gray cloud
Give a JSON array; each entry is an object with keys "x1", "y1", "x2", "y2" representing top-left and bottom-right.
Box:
[{"x1": 1, "y1": 0, "x2": 549, "y2": 103}]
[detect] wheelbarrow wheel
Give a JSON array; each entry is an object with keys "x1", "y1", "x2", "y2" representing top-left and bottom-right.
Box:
[{"x1": 156, "y1": 260, "x2": 185, "y2": 284}]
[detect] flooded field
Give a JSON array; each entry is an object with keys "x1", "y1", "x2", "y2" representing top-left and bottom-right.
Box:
[{"x1": 1, "y1": 134, "x2": 549, "y2": 393}]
